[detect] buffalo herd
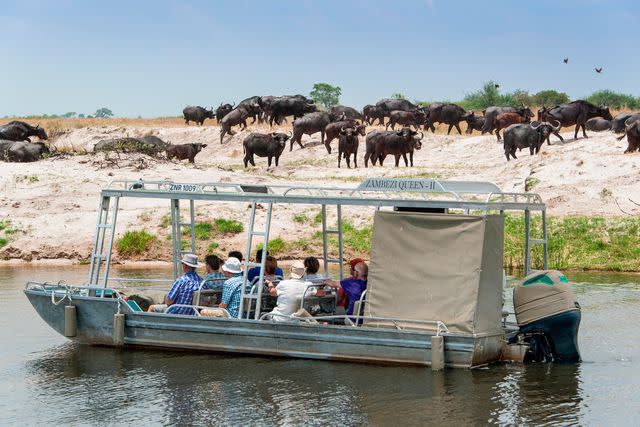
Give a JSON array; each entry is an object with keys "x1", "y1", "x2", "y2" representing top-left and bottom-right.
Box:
[{"x1": 1, "y1": 98, "x2": 638, "y2": 164}]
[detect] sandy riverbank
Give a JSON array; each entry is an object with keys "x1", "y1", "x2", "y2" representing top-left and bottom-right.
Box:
[{"x1": 1, "y1": 122, "x2": 638, "y2": 263}]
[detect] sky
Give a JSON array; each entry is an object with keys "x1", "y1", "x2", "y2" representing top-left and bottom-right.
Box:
[{"x1": 1, "y1": 0, "x2": 638, "y2": 117}]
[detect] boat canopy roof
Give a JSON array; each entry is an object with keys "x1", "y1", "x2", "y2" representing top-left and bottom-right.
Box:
[{"x1": 104, "y1": 178, "x2": 545, "y2": 212}]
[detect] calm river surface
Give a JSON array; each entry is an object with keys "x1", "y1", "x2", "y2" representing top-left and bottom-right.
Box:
[{"x1": 1, "y1": 266, "x2": 639, "y2": 426}]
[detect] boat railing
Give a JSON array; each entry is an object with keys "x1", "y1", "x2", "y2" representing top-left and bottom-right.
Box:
[
  {"x1": 259, "y1": 311, "x2": 450, "y2": 334},
  {"x1": 103, "y1": 178, "x2": 546, "y2": 211}
]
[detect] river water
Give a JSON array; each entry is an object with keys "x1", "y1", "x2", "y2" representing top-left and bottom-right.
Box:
[{"x1": 1, "y1": 266, "x2": 638, "y2": 426}]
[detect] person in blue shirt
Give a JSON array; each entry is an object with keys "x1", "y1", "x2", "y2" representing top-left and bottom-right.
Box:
[
  {"x1": 219, "y1": 257, "x2": 244, "y2": 318},
  {"x1": 147, "y1": 254, "x2": 203, "y2": 315},
  {"x1": 203, "y1": 254, "x2": 225, "y2": 290},
  {"x1": 247, "y1": 249, "x2": 283, "y2": 283}
]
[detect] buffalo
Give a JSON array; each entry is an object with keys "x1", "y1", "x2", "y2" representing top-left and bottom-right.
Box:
[
  {"x1": 337, "y1": 126, "x2": 362, "y2": 168},
  {"x1": 611, "y1": 112, "x2": 640, "y2": 133},
  {"x1": 364, "y1": 128, "x2": 423, "y2": 167},
  {"x1": 482, "y1": 106, "x2": 534, "y2": 134},
  {"x1": 538, "y1": 100, "x2": 612, "y2": 142},
  {"x1": 375, "y1": 98, "x2": 418, "y2": 114},
  {"x1": 267, "y1": 95, "x2": 317, "y2": 126},
  {"x1": 386, "y1": 109, "x2": 425, "y2": 130},
  {"x1": 424, "y1": 103, "x2": 472, "y2": 135},
  {"x1": 503, "y1": 121, "x2": 561, "y2": 161},
  {"x1": 324, "y1": 119, "x2": 363, "y2": 153},
  {"x1": 290, "y1": 112, "x2": 342, "y2": 151},
  {"x1": 238, "y1": 96, "x2": 263, "y2": 124},
  {"x1": 0, "y1": 140, "x2": 50, "y2": 162},
  {"x1": 183, "y1": 106, "x2": 215, "y2": 125},
  {"x1": 215, "y1": 103, "x2": 234, "y2": 122},
  {"x1": 166, "y1": 143, "x2": 207, "y2": 163},
  {"x1": 495, "y1": 112, "x2": 530, "y2": 141},
  {"x1": 0, "y1": 121, "x2": 48, "y2": 142},
  {"x1": 464, "y1": 113, "x2": 488, "y2": 134},
  {"x1": 616, "y1": 118, "x2": 640, "y2": 153},
  {"x1": 363, "y1": 104, "x2": 385, "y2": 125},
  {"x1": 584, "y1": 117, "x2": 611, "y2": 132},
  {"x1": 330, "y1": 105, "x2": 362, "y2": 121},
  {"x1": 242, "y1": 132, "x2": 291, "y2": 167},
  {"x1": 219, "y1": 106, "x2": 251, "y2": 144}
]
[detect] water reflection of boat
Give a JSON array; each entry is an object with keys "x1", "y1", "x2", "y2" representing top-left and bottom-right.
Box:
[{"x1": 24, "y1": 178, "x2": 581, "y2": 368}]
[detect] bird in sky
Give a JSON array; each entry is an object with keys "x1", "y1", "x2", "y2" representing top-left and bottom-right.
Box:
[
  {"x1": 494, "y1": 83, "x2": 500, "y2": 89},
  {"x1": 595, "y1": 67, "x2": 603, "y2": 73},
  {"x1": 563, "y1": 58, "x2": 569, "y2": 64}
]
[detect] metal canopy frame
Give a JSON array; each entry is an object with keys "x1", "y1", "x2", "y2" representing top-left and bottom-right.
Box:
[{"x1": 87, "y1": 178, "x2": 548, "y2": 306}]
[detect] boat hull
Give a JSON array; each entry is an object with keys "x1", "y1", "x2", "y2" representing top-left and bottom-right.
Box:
[{"x1": 25, "y1": 288, "x2": 504, "y2": 368}]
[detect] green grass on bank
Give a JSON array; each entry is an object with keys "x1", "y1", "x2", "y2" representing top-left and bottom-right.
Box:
[
  {"x1": 116, "y1": 230, "x2": 157, "y2": 256},
  {"x1": 267, "y1": 214, "x2": 640, "y2": 271},
  {"x1": 504, "y1": 215, "x2": 640, "y2": 272}
]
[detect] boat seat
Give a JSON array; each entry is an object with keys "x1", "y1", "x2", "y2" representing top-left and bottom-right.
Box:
[
  {"x1": 200, "y1": 308, "x2": 230, "y2": 318},
  {"x1": 126, "y1": 299, "x2": 143, "y2": 312},
  {"x1": 193, "y1": 289, "x2": 222, "y2": 307},
  {"x1": 303, "y1": 294, "x2": 337, "y2": 317}
]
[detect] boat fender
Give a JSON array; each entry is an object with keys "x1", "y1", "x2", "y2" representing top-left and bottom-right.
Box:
[
  {"x1": 431, "y1": 335, "x2": 444, "y2": 371},
  {"x1": 113, "y1": 313, "x2": 125, "y2": 347},
  {"x1": 64, "y1": 305, "x2": 77, "y2": 337}
]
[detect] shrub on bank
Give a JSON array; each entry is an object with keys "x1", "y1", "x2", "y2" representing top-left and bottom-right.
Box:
[{"x1": 116, "y1": 230, "x2": 157, "y2": 256}]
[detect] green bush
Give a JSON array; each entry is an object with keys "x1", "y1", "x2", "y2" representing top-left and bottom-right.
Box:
[
  {"x1": 532, "y1": 90, "x2": 570, "y2": 107},
  {"x1": 257, "y1": 238, "x2": 287, "y2": 256},
  {"x1": 194, "y1": 222, "x2": 213, "y2": 240},
  {"x1": 0, "y1": 237, "x2": 7, "y2": 248},
  {"x1": 460, "y1": 81, "x2": 518, "y2": 110},
  {"x1": 293, "y1": 213, "x2": 309, "y2": 224},
  {"x1": 586, "y1": 90, "x2": 638, "y2": 109},
  {"x1": 214, "y1": 218, "x2": 244, "y2": 234},
  {"x1": 116, "y1": 231, "x2": 156, "y2": 256}
]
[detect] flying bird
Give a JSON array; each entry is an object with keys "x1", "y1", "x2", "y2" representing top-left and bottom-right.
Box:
[
  {"x1": 494, "y1": 83, "x2": 500, "y2": 89},
  {"x1": 595, "y1": 67, "x2": 603, "y2": 73},
  {"x1": 563, "y1": 58, "x2": 569, "y2": 64}
]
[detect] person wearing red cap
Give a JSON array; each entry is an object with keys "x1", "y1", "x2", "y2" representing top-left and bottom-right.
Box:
[
  {"x1": 348, "y1": 258, "x2": 365, "y2": 279},
  {"x1": 324, "y1": 259, "x2": 368, "y2": 318}
]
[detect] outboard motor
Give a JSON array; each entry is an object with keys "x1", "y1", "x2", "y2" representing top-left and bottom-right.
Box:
[{"x1": 511, "y1": 270, "x2": 581, "y2": 362}]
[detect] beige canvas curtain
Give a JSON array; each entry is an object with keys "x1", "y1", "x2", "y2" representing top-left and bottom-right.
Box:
[{"x1": 364, "y1": 211, "x2": 503, "y2": 334}]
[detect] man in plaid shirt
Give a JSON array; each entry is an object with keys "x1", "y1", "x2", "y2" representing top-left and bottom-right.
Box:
[
  {"x1": 219, "y1": 257, "x2": 244, "y2": 318},
  {"x1": 148, "y1": 254, "x2": 203, "y2": 315}
]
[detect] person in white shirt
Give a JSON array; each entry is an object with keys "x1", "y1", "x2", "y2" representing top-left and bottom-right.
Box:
[{"x1": 266, "y1": 261, "x2": 315, "y2": 322}]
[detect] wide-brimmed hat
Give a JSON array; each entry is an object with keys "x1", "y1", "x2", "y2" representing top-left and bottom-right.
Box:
[
  {"x1": 222, "y1": 257, "x2": 243, "y2": 274},
  {"x1": 180, "y1": 253, "x2": 203, "y2": 268},
  {"x1": 290, "y1": 261, "x2": 306, "y2": 279}
]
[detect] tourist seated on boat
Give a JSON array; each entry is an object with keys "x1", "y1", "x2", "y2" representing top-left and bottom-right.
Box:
[
  {"x1": 347, "y1": 257, "x2": 365, "y2": 279},
  {"x1": 147, "y1": 254, "x2": 203, "y2": 315},
  {"x1": 302, "y1": 256, "x2": 324, "y2": 281},
  {"x1": 247, "y1": 249, "x2": 284, "y2": 283},
  {"x1": 219, "y1": 257, "x2": 244, "y2": 318},
  {"x1": 323, "y1": 261, "x2": 368, "y2": 316},
  {"x1": 266, "y1": 261, "x2": 316, "y2": 322},
  {"x1": 202, "y1": 254, "x2": 225, "y2": 290},
  {"x1": 228, "y1": 250, "x2": 243, "y2": 262}
]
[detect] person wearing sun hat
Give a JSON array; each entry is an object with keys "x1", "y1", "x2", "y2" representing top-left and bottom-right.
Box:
[
  {"x1": 266, "y1": 261, "x2": 315, "y2": 322},
  {"x1": 147, "y1": 254, "x2": 203, "y2": 315},
  {"x1": 219, "y1": 257, "x2": 245, "y2": 318}
]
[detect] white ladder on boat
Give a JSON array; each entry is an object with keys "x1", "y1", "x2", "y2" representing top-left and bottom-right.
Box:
[
  {"x1": 88, "y1": 195, "x2": 119, "y2": 287},
  {"x1": 321, "y1": 204, "x2": 344, "y2": 280},
  {"x1": 240, "y1": 202, "x2": 273, "y2": 320},
  {"x1": 170, "y1": 199, "x2": 197, "y2": 279},
  {"x1": 524, "y1": 209, "x2": 548, "y2": 275}
]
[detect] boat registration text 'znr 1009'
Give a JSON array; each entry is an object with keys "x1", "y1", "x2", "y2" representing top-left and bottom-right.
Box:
[{"x1": 168, "y1": 183, "x2": 201, "y2": 192}]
